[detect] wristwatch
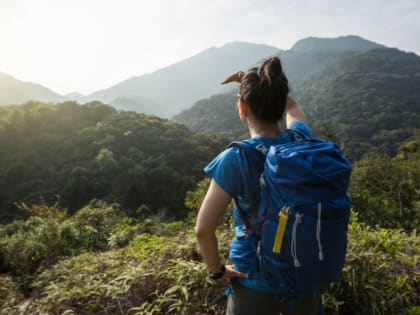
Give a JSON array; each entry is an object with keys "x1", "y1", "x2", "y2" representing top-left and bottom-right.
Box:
[{"x1": 209, "y1": 264, "x2": 226, "y2": 280}]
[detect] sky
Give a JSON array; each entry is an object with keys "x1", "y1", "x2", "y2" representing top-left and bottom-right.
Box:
[{"x1": 1, "y1": 0, "x2": 419, "y2": 95}]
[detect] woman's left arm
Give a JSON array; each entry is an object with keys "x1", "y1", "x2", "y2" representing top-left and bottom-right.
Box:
[{"x1": 195, "y1": 179, "x2": 247, "y2": 279}]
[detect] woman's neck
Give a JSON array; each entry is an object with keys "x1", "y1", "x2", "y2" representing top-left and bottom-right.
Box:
[{"x1": 248, "y1": 122, "x2": 282, "y2": 139}]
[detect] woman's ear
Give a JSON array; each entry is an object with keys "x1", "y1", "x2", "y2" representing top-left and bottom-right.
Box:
[{"x1": 238, "y1": 99, "x2": 248, "y2": 118}]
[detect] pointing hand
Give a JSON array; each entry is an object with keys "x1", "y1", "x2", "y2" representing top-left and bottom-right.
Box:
[{"x1": 221, "y1": 71, "x2": 245, "y2": 85}]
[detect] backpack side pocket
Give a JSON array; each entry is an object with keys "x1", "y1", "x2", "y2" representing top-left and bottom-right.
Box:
[
  {"x1": 294, "y1": 207, "x2": 350, "y2": 291},
  {"x1": 261, "y1": 217, "x2": 295, "y2": 289}
]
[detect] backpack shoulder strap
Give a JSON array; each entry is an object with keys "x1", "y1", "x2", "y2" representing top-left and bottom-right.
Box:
[
  {"x1": 228, "y1": 141, "x2": 266, "y2": 232},
  {"x1": 284, "y1": 128, "x2": 310, "y2": 142},
  {"x1": 228, "y1": 141, "x2": 266, "y2": 173}
]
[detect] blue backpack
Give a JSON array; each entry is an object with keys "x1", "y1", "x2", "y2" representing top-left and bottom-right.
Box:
[{"x1": 229, "y1": 130, "x2": 352, "y2": 299}]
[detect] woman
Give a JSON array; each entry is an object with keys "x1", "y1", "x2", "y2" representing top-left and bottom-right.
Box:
[{"x1": 195, "y1": 57, "x2": 320, "y2": 315}]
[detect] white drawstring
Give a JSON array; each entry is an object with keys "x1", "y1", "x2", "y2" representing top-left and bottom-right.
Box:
[
  {"x1": 291, "y1": 204, "x2": 324, "y2": 268},
  {"x1": 291, "y1": 212, "x2": 302, "y2": 267},
  {"x1": 316, "y1": 202, "x2": 324, "y2": 261}
]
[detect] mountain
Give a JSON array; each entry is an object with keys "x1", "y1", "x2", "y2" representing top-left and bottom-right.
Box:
[
  {"x1": 296, "y1": 48, "x2": 420, "y2": 158},
  {"x1": 110, "y1": 96, "x2": 168, "y2": 116},
  {"x1": 0, "y1": 72, "x2": 65, "y2": 106},
  {"x1": 65, "y1": 92, "x2": 87, "y2": 103},
  {"x1": 291, "y1": 35, "x2": 385, "y2": 54},
  {"x1": 84, "y1": 42, "x2": 280, "y2": 117},
  {"x1": 1, "y1": 42, "x2": 278, "y2": 114},
  {"x1": 277, "y1": 35, "x2": 386, "y2": 87},
  {"x1": 174, "y1": 37, "x2": 420, "y2": 160}
]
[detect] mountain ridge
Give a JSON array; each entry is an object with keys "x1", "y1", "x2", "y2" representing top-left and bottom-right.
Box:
[
  {"x1": 291, "y1": 35, "x2": 385, "y2": 53},
  {"x1": 84, "y1": 41, "x2": 280, "y2": 117},
  {"x1": 174, "y1": 47, "x2": 420, "y2": 160},
  {"x1": 1, "y1": 35, "x2": 412, "y2": 115},
  {"x1": 0, "y1": 72, "x2": 65, "y2": 106}
]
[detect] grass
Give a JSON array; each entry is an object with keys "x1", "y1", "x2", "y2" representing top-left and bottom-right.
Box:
[{"x1": 0, "y1": 209, "x2": 419, "y2": 314}]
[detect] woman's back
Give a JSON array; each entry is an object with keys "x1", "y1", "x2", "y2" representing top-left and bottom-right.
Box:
[{"x1": 195, "y1": 57, "x2": 321, "y2": 315}]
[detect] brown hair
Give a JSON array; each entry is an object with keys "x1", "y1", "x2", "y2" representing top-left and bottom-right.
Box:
[{"x1": 239, "y1": 57, "x2": 289, "y2": 123}]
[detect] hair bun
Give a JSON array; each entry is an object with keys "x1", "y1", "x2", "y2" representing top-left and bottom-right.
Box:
[
  {"x1": 258, "y1": 57, "x2": 283, "y2": 86},
  {"x1": 239, "y1": 56, "x2": 289, "y2": 123}
]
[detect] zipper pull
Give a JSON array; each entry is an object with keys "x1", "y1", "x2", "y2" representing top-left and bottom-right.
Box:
[{"x1": 272, "y1": 206, "x2": 289, "y2": 254}]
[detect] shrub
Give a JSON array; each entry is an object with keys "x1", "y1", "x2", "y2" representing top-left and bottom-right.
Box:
[
  {"x1": 0, "y1": 216, "x2": 61, "y2": 276},
  {"x1": 0, "y1": 275, "x2": 24, "y2": 315},
  {"x1": 70, "y1": 200, "x2": 123, "y2": 251},
  {"x1": 22, "y1": 218, "x2": 420, "y2": 314},
  {"x1": 350, "y1": 138, "x2": 419, "y2": 231},
  {"x1": 0, "y1": 200, "x2": 123, "y2": 276},
  {"x1": 1, "y1": 189, "x2": 418, "y2": 315},
  {"x1": 323, "y1": 213, "x2": 420, "y2": 314}
]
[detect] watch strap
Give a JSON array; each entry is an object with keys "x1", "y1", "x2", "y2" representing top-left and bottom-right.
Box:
[{"x1": 209, "y1": 264, "x2": 226, "y2": 280}]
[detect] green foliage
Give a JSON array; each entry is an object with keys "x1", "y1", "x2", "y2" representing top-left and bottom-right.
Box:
[
  {"x1": 0, "y1": 275, "x2": 24, "y2": 314},
  {"x1": 0, "y1": 224, "x2": 229, "y2": 315},
  {"x1": 0, "y1": 211, "x2": 418, "y2": 315},
  {"x1": 174, "y1": 93, "x2": 247, "y2": 140},
  {"x1": 323, "y1": 213, "x2": 420, "y2": 314},
  {"x1": 0, "y1": 200, "x2": 124, "y2": 276},
  {"x1": 0, "y1": 101, "x2": 226, "y2": 223},
  {"x1": 15, "y1": 197, "x2": 68, "y2": 222},
  {"x1": 185, "y1": 177, "x2": 234, "y2": 232},
  {"x1": 185, "y1": 177, "x2": 211, "y2": 211},
  {"x1": 0, "y1": 201, "x2": 66, "y2": 276},
  {"x1": 350, "y1": 135, "x2": 420, "y2": 231},
  {"x1": 71, "y1": 200, "x2": 123, "y2": 251},
  {"x1": 295, "y1": 49, "x2": 420, "y2": 160},
  {"x1": 107, "y1": 217, "x2": 138, "y2": 249}
]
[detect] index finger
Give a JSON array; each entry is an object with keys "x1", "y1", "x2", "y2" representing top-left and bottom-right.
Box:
[{"x1": 221, "y1": 71, "x2": 244, "y2": 85}]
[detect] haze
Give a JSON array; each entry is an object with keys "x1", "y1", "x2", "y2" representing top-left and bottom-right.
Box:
[{"x1": 1, "y1": 0, "x2": 419, "y2": 95}]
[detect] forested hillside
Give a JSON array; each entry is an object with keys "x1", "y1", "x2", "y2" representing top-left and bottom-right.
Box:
[
  {"x1": 174, "y1": 93, "x2": 248, "y2": 138},
  {"x1": 0, "y1": 102, "x2": 226, "y2": 223},
  {"x1": 296, "y1": 48, "x2": 420, "y2": 158},
  {"x1": 0, "y1": 136, "x2": 418, "y2": 314},
  {"x1": 174, "y1": 48, "x2": 420, "y2": 159}
]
